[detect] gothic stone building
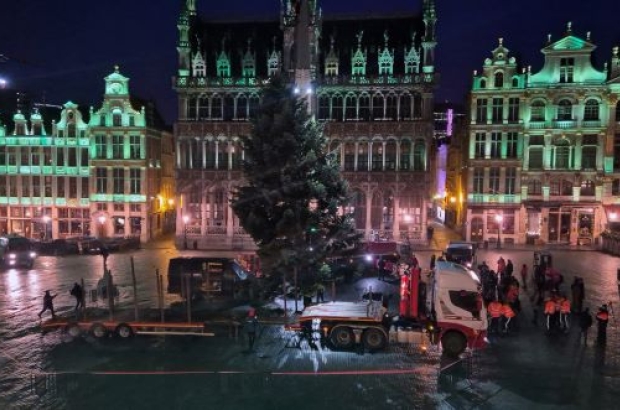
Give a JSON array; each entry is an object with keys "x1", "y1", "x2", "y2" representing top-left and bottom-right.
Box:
[
  {"x1": 466, "y1": 24, "x2": 620, "y2": 246},
  {"x1": 173, "y1": 0, "x2": 438, "y2": 250}
]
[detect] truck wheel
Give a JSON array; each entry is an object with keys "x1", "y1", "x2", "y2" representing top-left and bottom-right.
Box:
[
  {"x1": 65, "y1": 323, "x2": 82, "y2": 338},
  {"x1": 90, "y1": 323, "x2": 108, "y2": 338},
  {"x1": 330, "y1": 326, "x2": 354, "y2": 349},
  {"x1": 115, "y1": 323, "x2": 134, "y2": 339},
  {"x1": 441, "y1": 331, "x2": 467, "y2": 358},
  {"x1": 363, "y1": 328, "x2": 387, "y2": 351}
]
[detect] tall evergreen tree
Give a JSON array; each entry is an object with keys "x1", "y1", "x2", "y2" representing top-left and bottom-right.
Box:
[{"x1": 232, "y1": 76, "x2": 359, "y2": 288}]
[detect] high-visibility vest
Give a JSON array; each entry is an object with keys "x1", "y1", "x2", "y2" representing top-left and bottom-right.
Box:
[
  {"x1": 544, "y1": 300, "x2": 556, "y2": 315},
  {"x1": 597, "y1": 311, "x2": 609, "y2": 322},
  {"x1": 488, "y1": 302, "x2": 502, "y2": 318},
  {"x1": 560, "y1": 299, "x2": 571, "y2": 314},
  {"x1": 502, "y1": 304, "x2": 515, "y2": 318}
]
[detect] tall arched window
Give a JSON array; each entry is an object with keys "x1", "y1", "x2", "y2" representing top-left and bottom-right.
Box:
[
  {"x1": 329, "y1": 140, "x2": 341, "y2": 167},
  {"x1": 511, "y1": 77, "x2": 519, "y2": 88},
  {"x1": 494, "y1": 72, "x2": 504, "y2": 88},
  {"x1": 349, "y1": 190, "x2": 366, "y2": 230},
  {"x1": 557, "y1": 100, "x2": 572, "y2": 120},
  {"x1": 332, "y1": 94, "x2": 344, "y2": 121},
  {"x1": 385, "y1": 94, "x2": 397, "y2": 120},
  {"x1": 413, "y1": 94, "x2": 423, "y2": 119},
  {"x1": 344, "y1": 142, "x2": 355, "y2": 171},
  {"x1": 413, "y1": 140, "x2": 425, "y2": 171},
  {"x1": 479, "y1": 79, "x2": 487, "y2": 89},
  {"x1": 400, "y1": 140, "x2": 411, "y2": 170},
  {"x1": 372, "y1": 94, "x2": 384, "y2": 120},
  {"x1": 357, "y1": 142, "x2": 369, "y2": 171},
  {"x1": 318, "y1": 94, "x2": 330, "y2": 120},
  {"x1": 236, "y1": 95, "x2": 248, "y2": 120},
  {"x1": 385, "y1": 140, "x2": 397, "y2": 171},
  {"x1": 248, "y1": 95, "x2": 260, "y2": 119},
  {"x1": 345, "y1": 94, "x2": 357, "y2": 120},
  {"x1": 583, "y1": 100, "x2": 599, "y2": 121},
  {"x1": 198, "y1": 95, "x2": 209, "y2": 119},
  {"x1": 359, "y1": 94, "x2": 370, "y2": 121},
  {"x1": 616, "y1": 101, "x2": 620, "y2": 121},
  {"x1": 399, "y1": 94, "x2": 412, "y2": 120},
  {"x1": 211, "y1": 95, "x2": 223, "y2": 119}
]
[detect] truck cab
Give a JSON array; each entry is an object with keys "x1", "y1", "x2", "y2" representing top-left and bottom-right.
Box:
[
  {"x1": 445, "y1": 241, "x2": 477, "y2": 268},
  {"x1": 429, "y1": 261, "x2": 487, "y2": 355}
]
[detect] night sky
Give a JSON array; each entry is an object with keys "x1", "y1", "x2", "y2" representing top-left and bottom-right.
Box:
[{"x1": 0, "y1": 0, "x2": 619, "y2": 125}]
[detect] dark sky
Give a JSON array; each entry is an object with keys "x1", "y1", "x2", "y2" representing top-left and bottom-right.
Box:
[{"x1": 1, "y1": 0, "x2": 619, "y2": 125}]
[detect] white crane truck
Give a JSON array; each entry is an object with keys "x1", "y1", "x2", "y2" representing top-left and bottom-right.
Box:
[{"x1": 288, "y1": 261, "x2": 487, "y2": 357}]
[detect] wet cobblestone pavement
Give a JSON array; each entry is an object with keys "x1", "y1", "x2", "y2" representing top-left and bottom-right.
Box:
[{"x1": 1, "y1": 234, "x2": 620, "y2": 409}]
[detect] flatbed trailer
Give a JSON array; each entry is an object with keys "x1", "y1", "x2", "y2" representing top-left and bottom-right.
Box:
[{"x1": 40, "y1": 318, "x2": 215, "y2": 339}]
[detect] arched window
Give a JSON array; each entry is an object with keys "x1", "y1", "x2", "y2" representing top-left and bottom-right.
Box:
[
  {"x1": 371, "y1": 142, "x2": 383, "y2": 171},
  {"x1": 357, "y1": 142, "x2": 369, "y2": 171},
  {"x1": 332, "y1": 94, "x2": 344, "y2": 121},
  {"x1": 236, "y1": 95, "x2": 248, "y2": 120},
  {"x1": 198, "y1": 95, "x2": 209, "y2": 119},
  {"x1": 494, "y1": 72, "x2": 504, "y2": 88},
  {"x1": 248, "y1": 95, "x2": 260, "y2": 119},
  {"x1": 372, "y1": 95, "x2": 384, "y2": 120},
  {"x1": 385, "y1": 140, "x2": 396, "y2": 170},
  {"x1": 413, "y1": 94, "x2": 423, "y2": 119},
  {"x1": 400, "y1": 140, "x2": 411, "y2": 170},
  {"x1": 413, "y1": 140, "x2": 425, "y2": 171},
  {"x1": 399, "y1": 94, "x2": 412, "y2": 120},
  {"x1": 211, "y1": 95, "x2": 223, "y2": 119},
  {"x1": 344, "y1": 142, "x2": 355, "y2": 171},
  {"x1": 223, "y1": 95, "x2": 234, "y2": 121},
  {"x1": 511, "y1": 77, "x2": 519, "y2": 88},
  {"x1": 358, "y1": 94, "x2": 370, "y2": 121},
  {"x1": 530, "y1": 101, "x2": 545, "y2": 121},
  {"x1": 345, "y1": 94, "x2": 357, "y2": 120},
  {"x1": 318, "y1": 94, "x2": 330, "y2": 120},
  {"x1": 231, "y1": 140, "x2": 242, "y2": 170},
  {"x1": 557, "y1": 100, "x2": 572, "y2": 121},
  {"x1": 616, "y1": 101, "x2": 620, "y2": 122},
  {"x1": 385, "y1": 94, "x2": 397, "y2": 120},
  {"x1": 583, "y1": 100, "x2": 599, "y2": 121},
  {"x1": 112, "y1": 111, "x2": 122, "y2": 127},
  {"x1": 67, "y1": 123, "x2": 76, "y2": 138},
  {"x1": 479, "y1": 79, "x2": 487, "y2": 89},
  {"x1": 349, "y1": 190, "x2": 366, "y2": 229},
  {"x1": 562, "y1": 180, "x2": 573, "y2": 196}
]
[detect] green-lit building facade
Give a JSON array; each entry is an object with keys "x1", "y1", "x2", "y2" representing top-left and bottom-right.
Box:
[
  {"x1": 173, "y1": 0, "x2": 438, "y2": 250},
  {"x1": 0, "y1": 67, "x2": 175, "y2": 243},
  {"x1": 467, "y1": 25, "x2": 620, "y2": 246}
]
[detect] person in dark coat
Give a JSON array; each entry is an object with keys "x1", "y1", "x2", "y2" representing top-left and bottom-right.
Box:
[
  {"x1": 579, "y1": 307, "x2": 593, "y2": 346},
  {"x1": 571, "y1": 277, "x2": 585, "y2": 313},
  {"x1": 430, "y1": 254, "x2": 436, "y2": 270},
  {"x1": 596, "y1": 304, "x2": 610, "y2": 346},
  {"x1": 244, "y1": 309, "x2": 259, "y2": 351},
  {"x1": 38, "y1": 290, "x2": 57, "y2": 319},
  {"x1": 70, "y1": 282, "x2": 85, "y2": 311}
]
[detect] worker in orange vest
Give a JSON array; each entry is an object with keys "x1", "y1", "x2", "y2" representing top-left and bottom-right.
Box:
[
  {"x1": 544, "y1": 296, "x2": 557, "y2": 332},
  {"x1": 559, "y1": 296, "x2": 571, "y2": 332},
  {"x1": 502, "y1": 302, "x2": 516, "y2": 334},
  {"x1": 596, "y1": 304, "x2": 610, "y2": 345},
  {"x1": 487, "y1": 299, "x2": 503, "y2": 334}
]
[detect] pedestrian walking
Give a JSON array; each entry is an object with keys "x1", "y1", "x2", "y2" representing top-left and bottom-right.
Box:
[
  {"x1": 559, "y1": 295, "x2": 571, "y2": 332},
  {"x1": 571, "y1": 277, "x2": 585, "y2": 313},
  {"x1": 70, "y1": 282, "x2": 85, "y2": 311},
  {"x1": 497, "y1": 257, "x2": 506, "y2": 276},
  {"x1": 579, "y1": 307, "x2": 593, "y2": 346},
  {"x1": 501, "y1": 302, "x2": 516, "y2": 334},
  {"x1": 430, "y1": 254, "x2": 436, "y2": 270},
  {"x1": 101, "y1": 245, "x2": 110, "y2": 270},
  {"x1": 244, "y1": 309, "x2": 259, "y2": 351},
  {"x1": 596, "y1": 304, "x2": 609, "y2": 345},
  {"x1": 505, "y1": 259, "x2": 514, "y2": 277},
  {"x1": 487, "y1": 299, "x2": 502, "y2": 335},
  {"x1": 315, "y1": 282, "x2": 325, "y2": 303},
  {"x1": 520, "y1": 264, "x2": 528, "y2": 290},
  {"x1": 377, "y1": 257, "x2": 386, "y2": 281},
  {"x1": 38, "y1": 290, "x2": 57, "y2": 319},
  {"x1": 544, "y1": 296, "x2": 557, "y2": 332}
]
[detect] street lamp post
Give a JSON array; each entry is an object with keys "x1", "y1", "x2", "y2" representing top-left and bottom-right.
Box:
[
  {"x1": 495, "y1": 214, "x2": 503, "y2": 249},
  {"x1": 183, "y1": 215, "x2": 189, "y2": 250}
]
